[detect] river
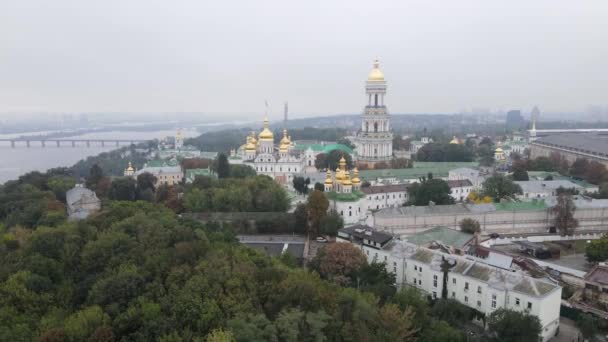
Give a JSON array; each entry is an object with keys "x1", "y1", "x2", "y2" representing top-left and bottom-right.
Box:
[{"x1": 0, "y1": 129, "x2": 200, "y2": 183}]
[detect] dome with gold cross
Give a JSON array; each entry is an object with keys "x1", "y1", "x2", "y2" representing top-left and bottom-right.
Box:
[
  {"x1": 368, "y1": 58, "x2": 384, "y2": 81},
  {"x1": 258, "y1": 116, "x2": 274, "y2": 141}
]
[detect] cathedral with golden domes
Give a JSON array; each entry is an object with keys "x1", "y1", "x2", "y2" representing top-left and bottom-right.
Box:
[{"x1": 230, "y1": 116, "x2": 317, "y2": 187}]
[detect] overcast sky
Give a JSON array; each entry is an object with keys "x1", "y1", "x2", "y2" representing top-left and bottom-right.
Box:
[{"x1": 1, "y1": 0, "x2": 607, "y2": 120}]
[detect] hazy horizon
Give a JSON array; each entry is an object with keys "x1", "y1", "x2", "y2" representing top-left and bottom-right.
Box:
[{"x1": 1, "y1": 0, "x2": 607, "y2": 120}]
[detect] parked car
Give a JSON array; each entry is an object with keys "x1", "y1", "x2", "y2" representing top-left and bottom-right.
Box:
[{"x1": 316, "y1": 236, "x2": 328, "y2": 243}]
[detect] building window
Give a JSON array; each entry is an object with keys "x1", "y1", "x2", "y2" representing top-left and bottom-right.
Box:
[
  {"x1": 464, "y1": 282, "x2": 469, "y2": 291},
  {"x1": 492, "y1": 294, "x2": 496, "y2": 300},
  {"x1": 464, "y1": 296, "x2": 468, "y2": 303},
  {"x1": 433, "y1": 275, "x2": 438, "y2": 287},
  {"x1": 527, "y1": 302, "x2": 532, "y2": 310},
  {"x1": 477, "y1": 286, "x2": 482, "y2": 294},
  {"x1": 452, "y1": 278, "x2": 456, "y2": 285},
  {"x1": 452, "y1": 292, "x2": 455, "y2": 298},
  {"x1": 515, "y1": 298, "x2": 520, "y2": 306},
  {"x1": 393, "y1": 266, "x2": 397, "y2": 273},
  {"x1": 477, "y1": 300, "x2": 481, "y2": 307},
  {"x1": 432, "y1": 291, "x2": 437, "y2": 299},
  {"x1": 413, "y1": 278, "x2": 416, "y2": 284},
  {"x1": 418, "y1": 279, "x2": 421, "y2": 285},
  {"x1": 414, "y1": 265, "x2": 417, "y2": 271}
]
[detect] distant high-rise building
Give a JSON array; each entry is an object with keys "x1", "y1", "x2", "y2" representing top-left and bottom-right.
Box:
[{"x1": 506, "y1": 110, "x2": 525, "y2": 130}]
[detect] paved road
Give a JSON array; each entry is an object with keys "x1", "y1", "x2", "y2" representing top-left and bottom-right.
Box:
[{"x1": 552, "y1": 317, "x2": 581, "y2": 342}]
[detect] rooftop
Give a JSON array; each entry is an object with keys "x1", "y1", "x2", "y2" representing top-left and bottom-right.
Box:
[
  {"x1": 514, "y1": 180, "x2": 585, "y2": 193},
  {"x1": 447, "y1": 179, "x2": 473, "y2": 188},
  {"x1": 405, "y1": 226, "x2": 474, "y2": 249},
  {"x1": 338, "y1": 225, "x2": 394, "y2": 246},
  {"x1": 360, "y1": 162, "x2": 479, "y2": 181},
  {"x1": 585, "y1": 265, "x2": 608, "y2": 285},
  {"x1": 383, "y1": 240, "x2": 560, "y2": 298},
  {"x1": 532, "y1": 133, "x2": 608, "y2": 159},
  {"x1": 361, "y1": 183, "x2": 411, "y2": 195}
]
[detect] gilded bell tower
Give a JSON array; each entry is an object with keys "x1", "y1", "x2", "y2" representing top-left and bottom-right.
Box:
[{"x1": 356, "y1": 58, "x2": 393, "y2": 167}]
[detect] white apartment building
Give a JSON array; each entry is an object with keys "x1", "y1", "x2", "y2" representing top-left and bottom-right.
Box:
[
  {"x1": 447, "y1": 179, "x2": 473, "y2": 201},
  {"x1": 448, "y1": 167, "x2": 486, "y2": 191},
  {"x1": 361, "y1": 184, "x2": 410, "y2": 211},
  {"x1": 338, "y1": 227, "x2": 562, "y2": 342}
]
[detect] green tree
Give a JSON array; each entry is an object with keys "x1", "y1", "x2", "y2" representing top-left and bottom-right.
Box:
[
  {"x1": 86, "y1": 164, "x2": 104, "y2": 190},
  {"x1": 482, "y1": 174, "x2": 522, "y2": 202},
  {"x1": 319, "y1": 210, "x2": 343, "y2": 236},
  {"x1": 306, "y1": 190, "x2": 329, "y2": 237},
  {"x1": 420, "y1": 320, "x2": 464, "y2": 342},
  {"x1": 487, "y1": 308, "x2": 542, "y2": 342},
  {"x1": 391, "y1": 287, "x2": 430, "y2": 330},
  {"x1": 412, "y1": 178, "x2": 454, "y2": 206},
  {"x1": 47, "y1": 176, "x2": 76, "y2": 203},
  {"x1": 63, "y1": 305, "x2": 110, "y2": 341},
  {"x1": 377, "y1": 304, "x2": 417, "y2": 341},
  {"x1": 229, "y1": 164, "x2": 256, "y2": 178},
  {"x1": 109, "y1": 177, "x2": 136, "y2": 201},
  {"x1": 569, "y1": 158, "x2": 589, "y2": 179},
  {"x1": 216, "y1": 153, "x2": 230, "y2": 179},
  {"x1": 576, "y1": 313, "x2": 598, "y2": 340},
  {"x1": 136, "y1": 172, "x2": 157, "y2": 193},
  {"x1": 293, "y1": 203, "x2": 308, "y2": 234},
  {"x1": 205, "y1": 328, "x2": 236, "y2": 342},
  {"x1": 314, "y1": 182, "x2": 324, "y2": 192},
  {"x1": 430, "y1": 299, "x2": 473, "y2": 327},
  {"x1": 551, "y1": 193, "x2": 578, "y2": 236},
  {"x1": 357, "y1": 262, "x2": 397, "y2": 303},
  {"x1": 511, "y1": 162, "x2": 529, "y2": 181},
  {"x1": 586, "y1": 235, "x2": 608, "y2": 262},
  {"x1": 459, "y1": 218, "x2": 481, "y2": 234},
  {"x1": 315, "y1": 150, "x2": 353, "y2": 171}
]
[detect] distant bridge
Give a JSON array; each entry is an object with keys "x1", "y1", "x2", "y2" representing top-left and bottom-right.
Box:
[{"x1": 0, "y1": 138, "x2": 151, "y2": 148}]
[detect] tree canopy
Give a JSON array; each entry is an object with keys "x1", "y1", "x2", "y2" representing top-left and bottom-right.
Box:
[{"x1": 482, "y1": 174, "x2": 522, "y2": 202}]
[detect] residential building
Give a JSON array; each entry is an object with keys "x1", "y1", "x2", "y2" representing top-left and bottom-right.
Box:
[
  {"x1": 338, "y1": 227, "x2": 562, "y2": 342},
  {"x1": 447, "y1": 179, "x2": 473, "y2": 201},
  {"x1": 514, "y1": 180, "x2": 585, "y2": 199},
  {"x1": 361, "y1": 184, "x2": 409, "y2": 211},
  {"x1": 131, "y1": 162, "x2": 183, "y2": 187},
  {"x1": 448, "y1": 167, "x2": 486, "y2": 191}
]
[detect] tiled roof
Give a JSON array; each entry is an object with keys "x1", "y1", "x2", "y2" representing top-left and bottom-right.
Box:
[
  {"x1": 447, "y1": 179, "x2": 473, "y2": 188},
  {"x1": 361, "y1": 183, "x2": 411, "y2": 194}
]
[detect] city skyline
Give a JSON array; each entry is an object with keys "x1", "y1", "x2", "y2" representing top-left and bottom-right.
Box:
[{"x1": 1, "y1": 0, "x2": 607, "y2": 118}]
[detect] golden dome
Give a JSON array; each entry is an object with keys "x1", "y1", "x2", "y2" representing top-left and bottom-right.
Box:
[
  {"x1": 249, "y1": 131, "x2": 258, "y2": 145},
  {"x1": 335, "y1": 167, "x2": 343, "y2": 181},
  {"x1": 324, "y1": 170, "x2": 333, "y2": 185},
  {"x1": 259, "y1": 116, "x2": 274, "y2": 141},
  {"x1": 449, "y1": 136, "x2": 460, "y2": 144},
  {"x1": 352, "y1": 167, "x2": 361, "y2": 184},
  {"x1": 342, "y1": 172, "x2": 352, "y2": 186},
  {"x1": 245, "y1": 134, "x2": 257, "y2": 151},
  {"x1": 368, "y1": 58, "x2": 384, "y2": 81},
  {"x1": 339, "y1": 156, "x2": 347, "y2": 170},
  {"x1": 280, "y1": 129, "x2": 291, "y2": 145},
  {"x1": 126, "y1": 162, "x2": 134, "y2": 172},
  {"x1": 495, "y1": 147, "x2": 504, "y2": 153}
]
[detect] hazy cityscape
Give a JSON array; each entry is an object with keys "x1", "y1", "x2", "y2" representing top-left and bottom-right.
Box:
[{"x1": 1, "y1": 1, "x2": 608, "y2": 341}]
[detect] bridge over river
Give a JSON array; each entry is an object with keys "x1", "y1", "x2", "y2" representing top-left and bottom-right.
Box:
[{"x1": 0, "y1": 138, "x2": 151, "y2": 148}]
